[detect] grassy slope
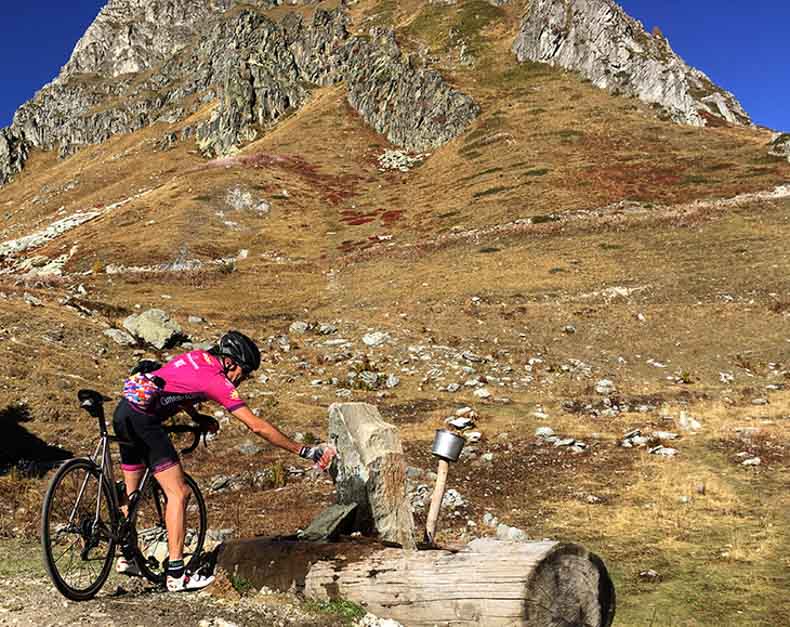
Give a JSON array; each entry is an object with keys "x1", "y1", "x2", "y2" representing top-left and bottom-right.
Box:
[{"x1": 0, "y1": 1, "x2": 789, "y2": 624}]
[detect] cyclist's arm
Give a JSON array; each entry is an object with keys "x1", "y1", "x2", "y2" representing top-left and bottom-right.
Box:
[{"x1": 231, "y1": 405, "x2": 302, "y2": 455}]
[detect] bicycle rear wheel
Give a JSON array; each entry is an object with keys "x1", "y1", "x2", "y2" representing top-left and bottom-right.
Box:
[
  {"x1": 133, "y1": 472, "x2": 207, "y2": 583},
  {"x1": 41, "y1": 458, "x2": 117, "y2": 601}
]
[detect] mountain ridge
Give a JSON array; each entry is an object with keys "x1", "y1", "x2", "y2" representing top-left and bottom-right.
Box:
[{"x1": 0, "y1": 0, "x2": 760, "y2": 187}]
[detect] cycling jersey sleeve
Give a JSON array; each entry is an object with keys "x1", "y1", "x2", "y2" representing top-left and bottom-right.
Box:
[{"x1": 204, "y1": 374, "x2": 246, "y2": 412}]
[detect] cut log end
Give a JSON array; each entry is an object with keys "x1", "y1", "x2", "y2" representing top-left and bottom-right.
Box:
[{"x1": 525, "y1": 543, "x2": 616, "y2": 627}]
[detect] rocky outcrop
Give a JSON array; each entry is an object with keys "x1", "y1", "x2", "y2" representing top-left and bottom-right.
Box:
[
  {"x1": 0, "y1": 129, "x2": 28, "y2": 186},
  {"x1": 123, "y1": 308, "x2": 183, "y2": 349},
  {"x1": 769, "y1": 133, "x2": 790, "y2": 162},
  {"x1": 0, "y1": 2, "x2": 478, "y2": 185},
  {"x1": 512, "y1": 0, "x2": 751, "y2": 127}
]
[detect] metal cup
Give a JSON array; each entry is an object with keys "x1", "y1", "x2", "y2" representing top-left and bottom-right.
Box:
[{"x1": 431, "y1": 429, "x2": 465, "y2": 462}]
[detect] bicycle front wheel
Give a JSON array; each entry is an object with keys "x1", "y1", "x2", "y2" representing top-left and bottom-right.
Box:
[
  {"x1": 133, "y1": 472, "x2": 207, "y2": 583},
  {"x1": 41, "y1": 458, "x2": 117, "y2": 601}
]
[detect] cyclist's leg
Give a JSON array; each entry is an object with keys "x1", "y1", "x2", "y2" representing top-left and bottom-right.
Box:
[
  {"x1": 112, "y1": 400, "x2": 146, "y2": 517},
  {"x1": 151, "y1": 463, "x2": 189, "y2": 562}
]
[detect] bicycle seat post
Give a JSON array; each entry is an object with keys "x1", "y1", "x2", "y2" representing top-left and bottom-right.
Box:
[{"x1": 78, "y1": 389, "x2": 109, "y2": 435}]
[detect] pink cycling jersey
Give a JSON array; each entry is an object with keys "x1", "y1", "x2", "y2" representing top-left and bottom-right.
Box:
[{"x1": 148, "y1": 350, "x2": 246, "y2": 418}]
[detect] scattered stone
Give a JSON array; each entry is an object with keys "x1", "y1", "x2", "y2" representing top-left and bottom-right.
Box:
[
  {"x1": 482, "y1": 512, "x2": 498, "y2": 528},
  {"x1": 473, "y1": 387, "x2": 492, "y2": 399},
  {"x1": 677, "y1": 411, "x2": 701, "y2": 432},
  {"x1": 653, "y1": 431, "x2": 679, "y2": 440},
  {"x1": 23, "y1": 293, "x2": 43, "y2": 307},
  {"x1": 751, "y1": 398, "x2": 768, "y2": 406},
  {"x1": 236, "y1": 440, "x2": 262, "y2": 455},
  {"x1": 188, "y1": 315, "x2": 205, "y2": 324},
  {"x1": 595, "y1": 379, "x2": 616, "y2": 395},
  {"x1": 446, "y1": 383, "x2": 461, "y2": 393},
  {"x1": 638, "y1": 569, "x2": 661, "y2": 582},
  {"x1": 377, "y1": 149, "x2": 427, "y2": 172},
  {"x1": 441, "y1": 489, "x2": 466, "y2": 510},
  {"x1": 122, "y1": 308, "x2": 183, "y2": 349},
  {"x1": 447, "y1": 417, "x2": 475, "y2": 430},
  {"x1": 585, "y1": 495, "x2": 602, "y2": 504},
  {"x1": 363, "y1": 331, "x2": 390, "y2": 347},
  {"x1": 495, "y1": 523, "x2": 528, "y2": 542},
  {"x1": 720, "y1": 372, "x2": 735, "y2": 384},
  {"x1": 741, "y1": 457, "x2": 762, "y2": 467},
  {"x1": 318, "y1": 323, "x2": 338, "y2": 335},
  {"x1": 104, "y1": 328, "x2": 136, "y2": 346},
  {"x1": 649, "y1": 445, "x2": 678, "y2": 457},
  {"x1": 535, "y1": 426, "x2": 555, "y2": 439},
  {"x1": 562, "y1": 325, "x2": 576, "y2": 334},
  {"x1": 385, "y1": 374, "x2": 400, "y2": 389},
  {"x1": 481, "y1": 452, "x2": 494, "y2": 462},
  {"x1": 354, "y1": 612, "x2": 404, "y2": 627},
  {"x1": 465, "y1": 431, "x2": 482, "y2": 444}
]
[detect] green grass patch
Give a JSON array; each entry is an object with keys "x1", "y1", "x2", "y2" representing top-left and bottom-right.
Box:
[
  {"x1": 404, "y1": 0, "x2": 504, "y2": 55},
  {"x1": 473, "y1": 186, "x2": 514, "y2": 199},
  {"x1": 557, "y1": 129, "x2": 584, "y2": 142},
  {"x1": 229, "y1": 573, "x2": 256, "y2": 595},
  {"x1": 525, "y1": 168, "x2": 550, "y2": 177},
  {"x1": 306, "y1": 598, "x2": 366, "y2": 622}
]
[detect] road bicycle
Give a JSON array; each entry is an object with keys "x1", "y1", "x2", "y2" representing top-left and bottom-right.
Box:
[{"x1": 40, "y1": 389, "x2": 208, "y2": 600}]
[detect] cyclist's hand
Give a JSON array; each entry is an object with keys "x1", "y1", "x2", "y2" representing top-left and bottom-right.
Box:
[
  {"x1": 194, "y1": 414, "x2": 219, "y2": 434},
  {"x1": 299, "y1": 445, "x2": 336, "y2": 471}
]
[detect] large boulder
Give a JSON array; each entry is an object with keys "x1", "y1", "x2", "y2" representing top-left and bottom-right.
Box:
[
  {"x1": 328, "y1": 403, "x2": 417, "y2": 550},
  {"x1": 122, "y1": 309, "x2": 183, "y2": 349}
]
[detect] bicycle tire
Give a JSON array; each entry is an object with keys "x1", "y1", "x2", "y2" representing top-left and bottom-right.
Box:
[
  {"x1": 133, "y1": 472, "x2": 207, "y2": 583},
  {"x1": 41, "y1": 458, "x2": 117, "y2": 601}
]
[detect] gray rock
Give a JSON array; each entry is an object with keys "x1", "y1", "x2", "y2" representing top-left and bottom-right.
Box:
[
  {"x1": 512, "y1": 0, "x2": 751, "y2": 127},
  {"x1": 23, "y1": 293, "x2": 44, "y2": 307},
  {"x1": 329, "y1": 403, "x2": 416, "y2": 549},
  {"x1": 362, "y1": 331, "x2": 390, "y2": 347},
  {"x1": 104, "y1": 328, "x2": 136, "y2": 346},
  {"x1": 446, "y1": 383, "x2": 461, "y2": 393},
  {"x1": 318, "y1": 323, "x2": 338, "y2": 335},
  {"x1": 535, "y1": 426, "x2": 555, "y2": 439},
  {"x1": 649, "y1": 445, "x2": 678, "y2": 457},
  {"x1": 495, "y1": 523, "x2": 528, "y2": 542},
  {"x1": 594, "y1": 378, "x2": 616, "y2": 395},
  {"x1": 289, "y1": 320, "x2": 309, "y2": 335},
  {"x1": 482, "y1": 512, "x2": 498, "y2": 528},
  {"x1": 122, "y1": 308, "x2": 183, "y2": 349},
  {"x1": 741, "y1": 457, "x2": 761, "y2": 467},
  {"x1": 677, "y1": 411, "x2": 701, "y2": 432},
  {"x1": 0, "y1": 211, "x2": 102, "y2": 257},
  {"x1": 188, "y1": 315, "x2": 205, "y2": 324},
  {"x1": 441, "y1": 489, "x2": 466, "y2": 510},
  {"x1": 385, "y1": 374, "x2": 400, "y2": 389},
  {"x1": 300, "y1": 503, "x2": 358, "y2": 542},
  {"x1": 236, "y1": 439, "x2": 262, "y2": 455}
]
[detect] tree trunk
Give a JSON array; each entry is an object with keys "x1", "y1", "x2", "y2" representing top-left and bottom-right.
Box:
[{"x1": 217, "y1": 536, "x2": 615, "y2": 626}]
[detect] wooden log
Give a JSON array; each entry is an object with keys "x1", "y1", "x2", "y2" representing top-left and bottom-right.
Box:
[{"x1": 217, "y1": 537, "x2": 615, "y2": 626}]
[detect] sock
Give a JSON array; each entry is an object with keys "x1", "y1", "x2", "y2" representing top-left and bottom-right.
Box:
[{"x1": 167, "y1": 559, "x2": 185, "y2": 579}]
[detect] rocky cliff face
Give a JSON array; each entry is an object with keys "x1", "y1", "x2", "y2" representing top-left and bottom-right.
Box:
[
  {"x1": 0, "y1": 0, "x2": 478, "y2": 186},
  {"x1": 512, "y1": 0, "x2": 751, "y2": 127}
]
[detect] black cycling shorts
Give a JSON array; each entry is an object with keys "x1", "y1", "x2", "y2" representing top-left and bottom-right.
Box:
[{"x1": 112, "y1": 398, "x2": 179, "y2": 474}]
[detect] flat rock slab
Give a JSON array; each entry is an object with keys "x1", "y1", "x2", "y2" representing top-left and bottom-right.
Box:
[
  {"x1": 329, "y1": 403, "x2": 416, "y2": 549},
  {"x1": 123, "y1": 308, "x2": 183, "y2": 349},
  {"x1": 300, "y1": 503, "x2": 358, "y2": 542}
]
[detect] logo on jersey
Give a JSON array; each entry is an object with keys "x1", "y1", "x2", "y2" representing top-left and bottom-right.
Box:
[
  {"x1": 203, "y1": 352, "x2": 214, "y2": 365},
  {"x1": 230, "y1": 389, "x2": 240, "y2": 400}
]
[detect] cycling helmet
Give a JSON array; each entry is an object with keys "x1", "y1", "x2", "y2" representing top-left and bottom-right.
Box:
[{"x1": 216, "y1": 330, "x2": 261, "y2": 374}]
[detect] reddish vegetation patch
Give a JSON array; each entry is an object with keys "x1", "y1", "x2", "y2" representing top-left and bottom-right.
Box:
[
  {"x1": 202, "y1": 152, "x2": 362, "y2": 206},
  {"x1": 381, "y1": 210, "x2": 404, "y2": 224}
]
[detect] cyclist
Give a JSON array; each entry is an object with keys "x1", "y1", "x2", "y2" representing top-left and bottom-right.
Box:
[{"x1": 112, "y1": 330, "x2": 335, "y2": 592}]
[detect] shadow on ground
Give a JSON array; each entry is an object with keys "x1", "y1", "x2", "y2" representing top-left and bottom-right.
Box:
[{"x1": 0, "y1": 404, "x2": 74, "y2": 477}]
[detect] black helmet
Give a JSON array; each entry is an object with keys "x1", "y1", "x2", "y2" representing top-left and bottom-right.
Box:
[{"x1": 217, "y1": 331, "x2": 261, "y2": 374}]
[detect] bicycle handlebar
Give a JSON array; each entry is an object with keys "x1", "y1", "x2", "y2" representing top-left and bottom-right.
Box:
[{"x1": 164, "y1": 425, "x2": 204, "y2": 455}]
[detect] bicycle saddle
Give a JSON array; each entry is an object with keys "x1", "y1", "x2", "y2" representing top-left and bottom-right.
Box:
[{"x1": 77, "y1": 389, "x2": 111, "y2": 414}]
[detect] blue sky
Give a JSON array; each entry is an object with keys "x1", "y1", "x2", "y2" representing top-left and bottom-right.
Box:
[{"x1": 0, "y1": 1, "x2": 788, "y2": 131}]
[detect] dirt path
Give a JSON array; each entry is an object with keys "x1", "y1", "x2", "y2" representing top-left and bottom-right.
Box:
[{"x1": 0, "y1": 539, "x2": 343, "y2": 627}]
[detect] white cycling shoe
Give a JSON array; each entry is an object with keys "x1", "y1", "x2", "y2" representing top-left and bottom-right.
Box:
[
  {"x1": 166, "y1": 571, "x2": 215, "y2": 592},
  {"x1": 115, "y1": 556, "x2": 142, "y2": 577}
]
